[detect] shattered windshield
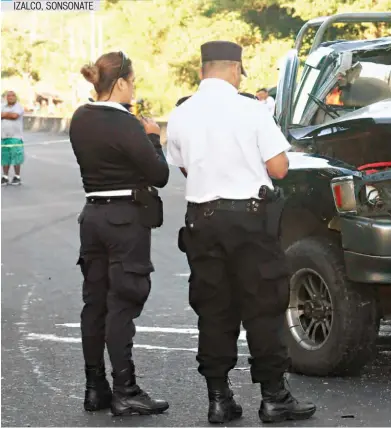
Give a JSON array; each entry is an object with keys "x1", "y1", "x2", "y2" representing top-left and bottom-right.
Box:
[
  {"x1": 325, "y1": 60, "x2": 391, "y2": 108},
  {"x1": 307, "y1": 49, "x2": 391, "y2": 126},
  {"x1": 291, "y1": 46, "x2": 391, "y2": 127},
  {"x1": 292, "y1": 67, "x2": 321, "y2": 124}
]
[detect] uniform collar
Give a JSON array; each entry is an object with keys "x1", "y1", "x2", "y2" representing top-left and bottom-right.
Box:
[
  {"x1": 86, "y1": 100, "x2": 130, "y2": 113},
  {"x1": 198, "y1": 78, "x2": 238, "y2": 95}
]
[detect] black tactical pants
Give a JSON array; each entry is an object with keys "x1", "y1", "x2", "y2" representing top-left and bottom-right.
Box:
[
  {"x1": 181, "y1": 204, "x2": 291, "y2": 383},
  {"x1": 77, "y1": 200, "x2": 153, "y2": 373}
]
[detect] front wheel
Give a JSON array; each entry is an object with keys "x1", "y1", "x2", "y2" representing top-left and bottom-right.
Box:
[{"x1": 285, "y1": 237, "x2": 379, "y2": 376}]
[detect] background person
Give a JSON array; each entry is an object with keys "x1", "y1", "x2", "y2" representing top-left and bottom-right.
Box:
[
  {"x1": 1, "y1": 91, "x2": 25, "y2": 186},
  {"x1": 256, "y1": 87, "x2": 275, "y2": 114},
  {"x1": 70, "y1": 51, "x2": 169, "y2": 417}
]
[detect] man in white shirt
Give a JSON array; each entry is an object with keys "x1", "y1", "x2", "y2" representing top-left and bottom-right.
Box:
[
  {"x1": 1, "y1": 91, "x2": 25, "y2": 185},
  {"x1": 256, "y1": 88, "x2": 276, "y2": 114},
  {"x1": 167, "y1": 41, "x2": 316, "y2": 424}
]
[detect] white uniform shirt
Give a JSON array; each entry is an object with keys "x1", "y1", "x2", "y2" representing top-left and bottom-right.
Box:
[
  {"x1": 166, "y1": 78, "x2": 291, "y2": 203},
  {"x1": 259, "y1": 96, "x2": 276, "y2": 114},
  {"x1": 1, "y1": 102, "x2": 24, "y2": 140}
]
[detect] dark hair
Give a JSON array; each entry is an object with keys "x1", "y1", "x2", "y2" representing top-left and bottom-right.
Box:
[
  {"x1": 80, "y1": 51, "x2": 133, "y2": 95},
  {"x1": 202, "y1": 60, "x2": 240, "y2": 75},
  {"x1": 257, "y1": 88, "x2": 268, "y2": 93}
]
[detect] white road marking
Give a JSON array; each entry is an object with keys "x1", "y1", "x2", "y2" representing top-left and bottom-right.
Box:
[
  {"x1": 57, "y1": 324, "x2": 197, "y2": 334},
  {"x1": 174, "y1": 273, "x2": 190, "y2": 277},
  {"x1": 18, "y1": 286, "x2": 62, "y2": 393},
  {"x1": 135, "y1": 344, "x2": 198, "y2": 352},
  {"x1": 55, "y1": 323, "x2": 248, "y2": 340},
  {"x1": 26, "y1": 333, "x2": 80, "y2": 343},
  {"x1": 69, "y1": 395, "x2": 83, "y2": 401},
  {"x1": 25, "y1": 333, "x2": 249, "y2": 356},
  {"x1": 29, "y1": 154, "x2": 78, "y2": 168}
]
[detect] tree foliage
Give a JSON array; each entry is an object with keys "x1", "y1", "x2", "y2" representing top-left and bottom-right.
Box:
[{"x1": 1, "y1": 0, "x2": 391, "y2": 117}]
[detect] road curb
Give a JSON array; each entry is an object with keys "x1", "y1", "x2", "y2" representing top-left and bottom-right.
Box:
[{"x1": 24, "y1": 115, "x2": 71, "y2": 134}]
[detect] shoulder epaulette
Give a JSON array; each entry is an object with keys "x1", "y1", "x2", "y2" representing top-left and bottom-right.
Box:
[
  {"x1": 176, "y1": 95, "x2": 192, "y2": 107},
  {"x1": 239, "y1": 92, "x2": 257, "y2": 100}
]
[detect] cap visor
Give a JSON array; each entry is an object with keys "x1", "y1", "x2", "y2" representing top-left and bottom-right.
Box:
[{"x1": 241, "y1": 64, "x2": 247, "y2": 77}]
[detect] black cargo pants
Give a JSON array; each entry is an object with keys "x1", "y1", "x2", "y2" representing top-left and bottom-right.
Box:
[
  {"x1": 77, "y1": 199, "x2": 153, "y2": 373},
  {"x1": 181, "y1": 203, "x2": 291, "y2": 383}
]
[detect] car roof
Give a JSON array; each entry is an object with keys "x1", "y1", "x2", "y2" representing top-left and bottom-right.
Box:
[{"x1": 318, "y1": 37, "x2": 391, "y2": 53}]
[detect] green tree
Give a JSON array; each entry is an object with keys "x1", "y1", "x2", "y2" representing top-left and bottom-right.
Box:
[{"x1": 2, "y1": 0, "x2": 390, "y2": 118}]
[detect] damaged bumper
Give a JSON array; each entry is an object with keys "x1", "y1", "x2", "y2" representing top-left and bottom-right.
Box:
[{"x1": 341, "y1": 215, "x2": 391, "y2": 283}]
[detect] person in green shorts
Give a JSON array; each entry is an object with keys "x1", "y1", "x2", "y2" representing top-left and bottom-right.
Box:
[{"x1": 1, "y1": 91, "x2": 25, "y2": 186}]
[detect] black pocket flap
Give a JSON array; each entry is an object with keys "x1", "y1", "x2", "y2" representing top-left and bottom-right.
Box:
[
  {"x1": 178, "y1": 227, "x2": 187, "y2": 252},
  {"x1": 105, "y1": 205, "x2": 136, "y2": 225},
  {"x1": 122, "y1": 260, "x2": 154, "y2": 275},
  {"x1": 77, "y1": 256, "x2": 107, "y2": 281},
  {"x1": 77, "y1": 206, "x2": 86, "y2": 224}
]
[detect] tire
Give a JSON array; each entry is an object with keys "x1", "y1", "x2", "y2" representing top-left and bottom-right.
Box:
[{"x1": 285, "y1": 237, "x2": 379, "y2": 377}]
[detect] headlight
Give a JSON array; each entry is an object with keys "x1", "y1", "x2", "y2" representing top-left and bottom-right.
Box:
[
  {"x1": 330, "y1": 176, "x2": 357, "y2": 214},
  {"x1": 365, "y1": 185, "x2": 380, "y2": 204}
]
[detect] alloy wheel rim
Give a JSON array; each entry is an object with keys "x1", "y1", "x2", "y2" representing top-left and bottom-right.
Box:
[{"x1": 286, "y1": 268, "x2": 333, "y2": 351}]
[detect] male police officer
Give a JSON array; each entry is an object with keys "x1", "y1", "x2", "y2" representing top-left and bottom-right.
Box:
[{"x1": 166, "y1": 41, "x2": 316, "y2": 424}]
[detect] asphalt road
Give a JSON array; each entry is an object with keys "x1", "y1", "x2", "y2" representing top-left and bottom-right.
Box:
[{"x1": 2, "y1": 131, "x2": 391, "y2": 427}]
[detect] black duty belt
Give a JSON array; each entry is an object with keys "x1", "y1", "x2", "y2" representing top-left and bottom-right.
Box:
[
  {"x1": 86, "y1": 195, "x2": 135, "y2": 204},
  {"x1": 188, "y1": 198, "x2": 264, "y2": 215}
]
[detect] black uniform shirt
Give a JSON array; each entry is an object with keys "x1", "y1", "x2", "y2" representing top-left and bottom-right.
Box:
[{"x1": 70, "y1": 102, "x2": 169, "y2": 193}]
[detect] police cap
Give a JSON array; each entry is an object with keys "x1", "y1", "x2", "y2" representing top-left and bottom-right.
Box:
[{"x1": 201, "y1": 41, "x2": 247, "y2": 77}]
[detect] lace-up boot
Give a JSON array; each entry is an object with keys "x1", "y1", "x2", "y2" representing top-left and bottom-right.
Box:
[
  {"x1": 206, "y1": 377, "x2": 242, "y2": 424},
  {"x1": 259, "y1": 377, "x2": 316, "y2": 423},
  {"x1": 111, "y1": 362, "x2": 169, "y2": 416}
]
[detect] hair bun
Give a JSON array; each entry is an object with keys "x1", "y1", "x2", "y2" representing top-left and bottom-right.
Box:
[{"x1": 80, "y1": 64, "x2": 100, "y2": 85}]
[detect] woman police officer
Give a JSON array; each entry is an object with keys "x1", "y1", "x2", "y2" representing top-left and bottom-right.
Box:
[{"x1": 70, "y1": 51, "x2": 169, "y2": 416}]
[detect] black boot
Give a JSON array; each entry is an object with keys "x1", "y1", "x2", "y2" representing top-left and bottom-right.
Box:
[
  {"x1": 111, "y1": 363, "x2": 169, "y2": 416},
  {"x1": 207, "y1": 378, "x2": 243, "y2": 424},
  {"x1": 259, "y1": 377, "x2": 316, "y2": 423},
  {"x1": 84, "y1": 364, "x2": 112, "y2": 412}
]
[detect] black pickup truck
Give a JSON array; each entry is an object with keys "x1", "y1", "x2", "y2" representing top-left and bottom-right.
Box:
[{"x1": 274, "y1": 12, "x2": 391, "y2": 376}]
